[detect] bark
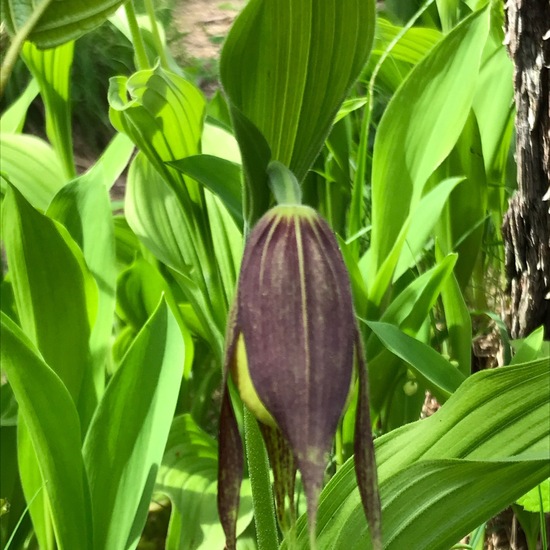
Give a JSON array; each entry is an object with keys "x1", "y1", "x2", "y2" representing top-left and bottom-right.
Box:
[{"x1": 502, "y1": 0, "x2": 550, "y2": 339}]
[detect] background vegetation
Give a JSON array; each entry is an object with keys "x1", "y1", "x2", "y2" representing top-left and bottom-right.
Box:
[{"x1": 0, "y1": 0, "x2": 548, "y2": 549}]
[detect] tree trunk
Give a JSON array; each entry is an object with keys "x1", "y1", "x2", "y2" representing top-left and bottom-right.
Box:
[{"x1": 502, "y1": 0, "x2": 550, "y2": 340}]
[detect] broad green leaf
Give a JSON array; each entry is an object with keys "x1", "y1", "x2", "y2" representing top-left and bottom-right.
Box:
[
  {"x1": 155, "y1": 415, "x2": 254, "y2": 550},
  {"x1": 21, "y1": 41, "x2": 75, "y2": 179},
  {"x1": 366, "y1": 321, "x2": 466, "y2": 402},
  {"x1": 83, "y1": 298, "x2": 184, "y2": 550},
  {"x1": 47, "y1": 173, "x2": 117, "y2": 398},
  {"x1": 3, "y1": 187, "x2": 97, "y2": 546},
  {"x1": 287, "y1": 359, "x2": 550, "y2": 549},
  {"x1": 221, "y1": 0, "x2": 376, "y2": 222},
  {"x1": 1, "y1": 0, "x2": 126, "y2": 48},
  {"x1": 3, "y1": 186, "x2": 97, "y2": 422},
  {"x1": 0, "y1": 78, "x2": 39, "y2": 133},
  {"x1": 1, "y1": 313, "x2": 92, "y2": 550},
  {"x1": 369, "y1": 7, "x2": 489, "y2": 277},
  {"x1": 472, "y1": 35, "x2": 514, "y2": 174},
  {"x1": 125, "y1": 153, "x2": 225, "y2": 355},
  {"x1": 169, "y1": 155, "x2": 243, "y2": 228},
  {"x1": 0, "y1": 133, "x2": 65, "y2": 210}
]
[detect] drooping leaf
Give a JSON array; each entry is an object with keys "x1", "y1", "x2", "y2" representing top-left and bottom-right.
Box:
[
  {"x1": 1, "y1": 0, "x2": 127, "y2": 48},
  {"x1": 1, "y1": 313, "x2": 92, "y2": 550},
  {"x1": 83, "y1": 298, "x2": 184, "y2": 550}
]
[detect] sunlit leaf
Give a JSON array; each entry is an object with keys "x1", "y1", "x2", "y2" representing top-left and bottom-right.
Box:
[
  {"x1": 369, "y1": 8, "x2": 489, "y2": 280},
  {"x1": 83, "y1": 298, "x2": 184, "y2": 550},
  {"x1": 1, "y1": 314, "x2": 92, "y2": 550},
  {"x1": 286, "y1": 359, "x2": 550, "y2": 549}
]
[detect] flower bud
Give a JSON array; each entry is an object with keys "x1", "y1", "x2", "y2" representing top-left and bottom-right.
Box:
[{"x1": 218, "y1": 205, "x2": 381, "y2": 549}]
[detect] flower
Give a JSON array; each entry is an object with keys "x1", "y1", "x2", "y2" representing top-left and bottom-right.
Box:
[{"x1": 218, "y1": 204, "x2": 381, "y2": 549}]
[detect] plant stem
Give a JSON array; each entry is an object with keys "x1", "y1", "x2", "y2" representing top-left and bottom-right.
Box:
[
  {"x1": 143, "y1": 0, "x2": 169, "y2": 68},
  {"x1": 0, "y1": 0, "x2": 52, "y2": 99},
  {"x1": 539, "y1": 484, "x2": 548, "y2": 550},
  {"x1": 124, "y1": 1, "x2": 150, "y2": 71},
  {"x1": 244, "y1": 408, "x2": 279, "y2": 550}
]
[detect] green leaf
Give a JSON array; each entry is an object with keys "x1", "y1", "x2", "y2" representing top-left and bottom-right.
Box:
[
  {"x1": 436, "y1": 243, "x2": 472, "y2": 376},
  {"x1": 47, "y1": 172, "x2": 117, "y2": 398},
  {"x1": 83, "y1": 298, "x2": 184, "y2": 550},
  {"x1": 394, "y1": 176, "x2": 465, "y2": 283},
  {"x1": 156, "y1": 415, "x2": 254, "y2": 550},
  {"x1": 0, "y1": 313, "x2": 92, "y2": 550},
  {"x1": 3, "y1": 185, "x2": 97, "y2": 421},
  {"x1": 108, "y1": 65, "x2": 205, "y2": 199},
  {"x1": 286, "y1": 359, "x2": 550, "y2": 549},
  {"x1": 21, "y1": 41, "x2": 75, "y2": 179},
  {"x1": 434, "y1": 111, "x2": 487, "y2": 289},
  {"x1": 510, "y1": 326, "x2": 545, "y2": 365},
  {"x1": 220, "y1": 0, "x2": 376, "y2": 223},
  {"x1": 0, "y1": 78, "x2": 39, "y2": 133},
  {"x1": 202, "y1": 121, "x2": 241, "y2": 163},
  {"x1": 369, "y1": 7, "x2": 489, "y2": 278},
  {"x1": 368, "y1": 176, "x2": 464, "y2": 304},
  {"x1": 365, "y1": 321, "x2": 466, "y2": 402},
  {"x1": 368, "y1": 18, "x2": 441, "y2": 92},
  {"x1": 169, "y1": 155, "x2": 243, "y2": 228},
  {"x1": 1, "y1": 0, "x2": 127, "y2": 48},
  {"x1": 0, "y1": 133, "x2": 66, "y2": 210}
]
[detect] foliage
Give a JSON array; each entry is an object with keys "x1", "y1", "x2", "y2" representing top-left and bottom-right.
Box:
[{"x1": 0, "y1": 0, "x2": 548, "y2": 550}]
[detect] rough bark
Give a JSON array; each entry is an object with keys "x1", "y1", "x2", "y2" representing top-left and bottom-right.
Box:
[{"x1": 502, "y1": 0, "x2": 550, "y2": 339}]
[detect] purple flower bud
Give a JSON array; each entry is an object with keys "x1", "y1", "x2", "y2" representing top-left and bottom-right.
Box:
[{"x1": 218, "y1": 205, "x2": 381, "y2": 549}]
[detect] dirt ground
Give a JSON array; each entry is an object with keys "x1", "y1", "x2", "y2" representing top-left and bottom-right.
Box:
[{"x1": 172, "y1": 0, "x2": 246, "y2": 59}]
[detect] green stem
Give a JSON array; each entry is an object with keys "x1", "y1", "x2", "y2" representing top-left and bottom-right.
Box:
[
  {"x1": 0, "y1": 0, "x2": 52, "y2": 99},
  {"x1": 244, "y1": 408, "x2": 279, "y2": 550},
  {"x1": 143, "y1": 0, "x2": 169, "y2": 68},
  {"x1": 539, "y1": 485, "x2": 548, "y2": 550},
  {"x1": 124, "y1": 1, "x2": 150, "y2": 70}
]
